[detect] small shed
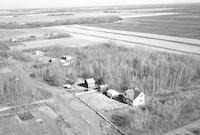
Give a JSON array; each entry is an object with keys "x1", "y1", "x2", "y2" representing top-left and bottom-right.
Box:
[
  {"x1": 99, "y1": 84, "x2": 109, "y2": 93},
  {"x1": 35, "y1": 51, "x2": 44, "y2": 56},
  {"x1": 48, "y1": 58, "x2": 55, "y2": 63},
  {"x1": 61, "y1": 55, "x2": 73, "y2": 61},
  {"x1": 85, "y1": 78, "x2": 96, "y2": 89},
  {"x1": 63, "y1": 84, "x2": 72, "y2": 89},
  {"x1": 107, "y1": 89, "x2": 120, "y2": 99}
]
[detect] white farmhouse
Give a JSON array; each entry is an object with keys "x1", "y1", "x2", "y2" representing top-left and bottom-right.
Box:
[{"x1": 123, "y1": 88, "x2": 145, "y2": 107}]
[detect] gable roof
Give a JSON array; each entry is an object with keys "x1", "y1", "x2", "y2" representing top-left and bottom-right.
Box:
[
  {"x1": 134, "y1": 89, "x2": 141, "y2": 99},
  {"x1": 125, "y1": 88, "x2": 142, "y2": 100},
  {"x1": 85, "y1": 78, "x2": 95, "y2": 84}
]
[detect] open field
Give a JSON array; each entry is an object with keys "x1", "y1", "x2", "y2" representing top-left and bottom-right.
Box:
[
  {"x1": 90, "y1": 12, "x2": 200, "y2": 39},
  {"x1": 0, "y1": 104, "x2": 69, "y2": 135},
  {"x1": 10, "y1": 37, "x2": 95, "y2": 50},
  {"x1": 0, "y1": 101, "x2": 112, "y2": 135},
  {"x1": 0, "y1": 28, "x2": 57, "y2": 41}
]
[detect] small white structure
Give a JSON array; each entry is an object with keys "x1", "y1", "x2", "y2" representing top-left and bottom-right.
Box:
[
  {"x1": 61, "y1": 55, "x2": 73, "y2": 61},
  {"x1": 85, "y1": 78, "x2": 96, "y2": 89},
  {"x1": 35, "y1": 51, "x2": 44, "y2": 56},
  {"x1": 123, "y1": 88, "x2": 145, "y2": 107},
  {"x1": 107, "y1": 89, "x2": 120, "y2": 99},
  {"x1": 60, "y1": 59, "x2": 66, "y2": 63},
  {"x1": 63, "y1": 62, "x2": 70, "y2": 66},
  {"x1": 99, "y1": 84, "x2": 109, "y2": 93},
  {"x1": 48, "y1": 58, "x2": 55, "y2": 63},
  {"x1": 63, "y1": 84, "x2": 72, "y2": 89}
]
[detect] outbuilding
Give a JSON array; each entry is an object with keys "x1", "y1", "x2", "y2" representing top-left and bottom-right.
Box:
[
  {"x1": 85, "y1": 78, "x2": 96, "y2": 89},
  {"x1": 63, "y1": 84, "x2": 72, "y2": 89},
  {"x1": 99, "y1": 84, "x2": 109, "y2": 93},
  {"x1": 106, "y1": 89, "x2": 120, "y2": 99},
  {"x1": 61, "y1": 55, "x2": 73, "y2": 61}
]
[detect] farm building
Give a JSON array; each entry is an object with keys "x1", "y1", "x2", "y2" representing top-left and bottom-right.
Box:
[
  {"x1": 123, "y1": 88, "x2": 145, "y2": 107},
  {"x1": 107, "y1": 89, "x2": 120, "y2": 99},
  {"x1": 61, "y1": 55, "x2": 73, "y2": 61},
  {"x1": 85, "y1": 78, "x2": 96, "y2": 89},
  {"x1": 63, "y1": 84, "x2": 72, "y2": 89},
  {"x1": 35, "y1": 51, "x2": 44, "y2": 56},
  {"x1": 99, "y1": 84, "x2": 109, "y2": 93},
  {"x1": 48, "y1": 58, "x2": 55, "y2": 63}
]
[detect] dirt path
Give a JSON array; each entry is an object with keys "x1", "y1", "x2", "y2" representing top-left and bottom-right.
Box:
[{"x1": 48, "y1": 25, "x2": 200, "y2": 56}]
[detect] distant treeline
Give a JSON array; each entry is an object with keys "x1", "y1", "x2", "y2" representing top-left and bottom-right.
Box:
[{"x1": 0, "y1": 16, "x2": 122, "y2": 29}]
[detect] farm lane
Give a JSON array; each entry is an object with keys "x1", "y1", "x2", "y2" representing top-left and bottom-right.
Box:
[{"x1": 48, "y1": 25, "x2": 200, "y2": 56}]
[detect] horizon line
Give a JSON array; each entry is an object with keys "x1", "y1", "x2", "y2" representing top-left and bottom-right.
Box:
[{"x1": 1, "y1": 2, "x2": 200, "y2": 10}]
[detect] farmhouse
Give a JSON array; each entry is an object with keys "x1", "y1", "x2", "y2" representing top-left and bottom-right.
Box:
[
  {"x1": 85, "y1": 78, "x2": 96, "y2": 89},
  {"x1": 123, "y1": 88, "x2": 145, "y2": 107},
  {"x1": 107, "y1": 89, "x2": 120, "y2": 99}
]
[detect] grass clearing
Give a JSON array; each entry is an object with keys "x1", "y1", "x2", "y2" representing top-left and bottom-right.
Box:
[{"x1": 11, "y1": 37, "x2": 95, "y2": 50}]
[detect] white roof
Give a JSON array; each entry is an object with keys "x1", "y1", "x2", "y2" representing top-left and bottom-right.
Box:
[
  {"x1": 63, "y1": 84, "x2": 72, "y2": 88},
  {"x1": 107, "y1": 89, "x2": 120, "y2": 97},
  {"x1": 62, "y1": 55, "x2": 73, "y2": 61},
  {"x1": 85, "y1": 78, "x2": 95, "y2": 84}
]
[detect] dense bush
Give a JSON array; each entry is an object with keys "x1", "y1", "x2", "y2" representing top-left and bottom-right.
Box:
[
  {"x1": 72, "y1": 44, "x2": 200, "y2": 94},
  {"x1": 31, "y1": 44, "x2": 200, "y2": 94},
  {"x1": 0, "y1": 69, "x2": 34, "y2": 105}
]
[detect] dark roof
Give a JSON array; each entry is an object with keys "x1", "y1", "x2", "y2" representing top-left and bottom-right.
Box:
[
  {"x1": 134, "y1": 89, "x2": 141, "y2": 99},
  {"x1": 125, "y1": 88, "x2": 141, "y2": 100}
]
